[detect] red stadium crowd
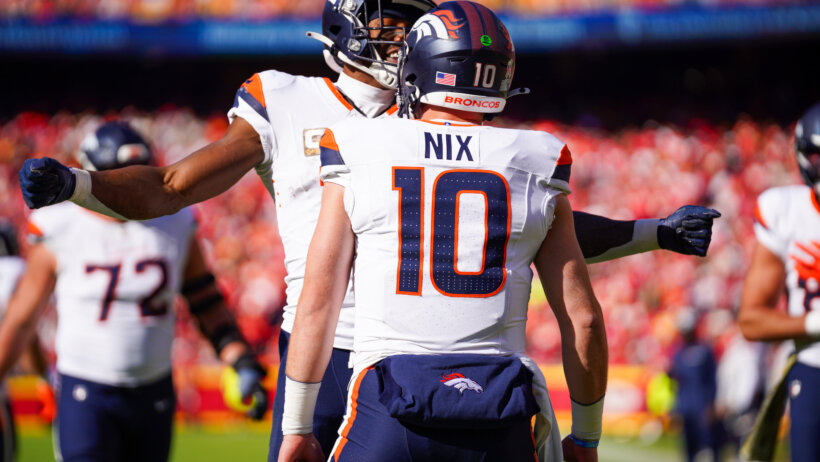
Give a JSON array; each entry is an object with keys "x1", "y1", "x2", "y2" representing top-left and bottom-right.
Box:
[
  {"x1": 0, "y1": 0, "x2": 805, "y2": 21},
  {"x1": 0, "y1": 108, "x2": 800, "y2": 371}
]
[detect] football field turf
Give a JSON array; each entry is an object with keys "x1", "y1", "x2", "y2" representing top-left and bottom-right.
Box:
[
  {"x1": 14, "y1": 425, "x2": 792, "y2": 462},
  {"x1": 12, "y1": 426, "x2": 747, "y2": 462}
]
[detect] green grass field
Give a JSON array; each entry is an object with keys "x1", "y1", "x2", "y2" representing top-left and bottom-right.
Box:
[{"x1": 15, "y1": 426, "x2": 790, "y2": 462}]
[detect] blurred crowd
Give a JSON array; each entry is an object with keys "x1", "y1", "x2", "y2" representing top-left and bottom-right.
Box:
[
  {"x1": 0, "y1": 107, "x2": 800, "y2": 372},
  {"x1": 0, "y1": 0, "x2": 808, "y2": 21}
]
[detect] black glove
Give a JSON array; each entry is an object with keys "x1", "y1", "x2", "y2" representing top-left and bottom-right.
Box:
[
  {"x1": 234, "y1": 354, "x2": 269, "y2": 421},
  {"x1": 658, "y1": 205, "x2": 721, "y2": 257},
  {"x1": 19, "y1": 158, "x2": 77, "y2": 209}
]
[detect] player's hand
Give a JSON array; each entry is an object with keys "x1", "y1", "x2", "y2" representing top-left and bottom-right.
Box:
[
  {"x1": 222, "y1": 357, "x2": 269, "y2": 420},
  {"x1": 657, "y1": 205, "x2": 721, "y2": 257},
  {"x1": 278, "y1": 434, "x2": 324, "y2": 462},
  {"x1": 18, "y1": 158, "x2": 77, "y2": 209},
  {"x1": 236, "y1": 364, "x2": 269, "y2": 420},
  {"x1": 562, "y1": 435, "x2": 598, "y2": 462}
]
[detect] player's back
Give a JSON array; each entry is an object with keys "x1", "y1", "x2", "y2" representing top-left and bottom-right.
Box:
[
  {"x1": 27, "y1": 202, "x2": 196, "y2": 386},
  {"x1": 321, "y1": 117, "x2": 571, "y2": 369}
]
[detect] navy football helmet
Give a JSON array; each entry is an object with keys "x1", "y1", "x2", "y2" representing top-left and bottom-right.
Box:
[
  {"x1": 76, "y1": 121, "x2": 153, "y2": 172},
  {"x1": 0, "y1": 220, "x2": 19, "y2": 257},
  {"x1": 397, "y1": 1, "x2": 524, "y2": 118},
  {"x1": 307, "y1": 0, "x2": 436, "y2": 89},
  {"x1": 796, "y1": 102, "x2": 820, "y2": 194}
]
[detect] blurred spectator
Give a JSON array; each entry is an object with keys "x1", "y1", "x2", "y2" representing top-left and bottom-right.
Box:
[
  {"x1": 668, "y1": 309, "x2": 721, "y2": 462},
  {"x1": 0, "y1": 0, "x2": 808, "y2": 21}
]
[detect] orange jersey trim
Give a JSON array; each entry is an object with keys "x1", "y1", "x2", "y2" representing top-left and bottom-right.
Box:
[
  {"x1": 319, "y1": 129, "x2": 340, "y2": 152},
  {"x1": 811, "y1": 189, "x2": 820, "y2": 215},
  {"x1": 754, "y1": 203, "x2": 768, "y2": 229},
  {"x1": 26, "y1": 221, "x2": 43, "y2": 237},
  {"x1": 241, "y1": 74, "x2": 267, "y2": 109},
  {"x1": 557, "y1": 144, "x2": 572, "y2": 166},
  {"x1": 322, "y1": 78, "x2": 354, "y2": 111}
]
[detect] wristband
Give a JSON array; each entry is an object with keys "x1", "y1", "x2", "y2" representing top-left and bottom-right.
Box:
[
  {"x1": 635, "y1": 218, "x2": 661, "y2": 251},
  {"x1": 281, "y1": 377, "x2": 321, "y2": 435},
  {"x1": 806, "y1": 311, "x2": 820, "y2": 337},
  {"x1": 570, "y1": 395, "x2": 604, "y2": 441},
  {"x1": 69, "y1": 169, "x2": 129, "y2": 221},
  {"x1": 568, "y1": 434, "x2": 599, "y2": 448}
]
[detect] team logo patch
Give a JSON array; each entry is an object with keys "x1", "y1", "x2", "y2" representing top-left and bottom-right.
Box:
[
  {"x1": 441, "y1": 372, "x2": 483, "y2": 394},
  {"x1": 435, "y1": 71, "x2": 456, "y2": 87},
  {"x1": 303, "y1": 128, "x2": 326, "y2": 156},
  {"x1": 412, "y1": 10, "x2": 465, "y2": 41}
]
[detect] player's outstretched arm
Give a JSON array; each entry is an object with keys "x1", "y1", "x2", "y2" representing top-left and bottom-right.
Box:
[
  {"x1": 536, "y1": 194, "x2": 607, "y2": 462},
  {"x1": 181, "y1": 239, "x2": 269, "y2": 420},
  {"x1": 279, "y1": 182, "x2": 354, "y2": 462},
  {"x1": 576, "y1": 206, "x2": 721, "y2": 264},
  {"x1": 738, "y1": 241, "x2": 819, "y2": 341},
  {"x1": 0, "y1": 244, "x2": 57, "y2": 381},
  {"x1": 19, "y1": 118, "x2": 264, "y2": 220}
]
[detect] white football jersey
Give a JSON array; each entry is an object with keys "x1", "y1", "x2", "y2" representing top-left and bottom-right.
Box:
[
  {"x1": 0, "y1": 256, "x2": 24, "y2": 397},
  {"x1": 228, "y1": 70, "x2": 398, "y2": 350},
  {"x1": 320, "y1": 118, "x2": 572, "y2": 370},
  {"x1": 28, "y1": 203, "x2": 196, "y2": 386},
  {"x1": 754, "y1": 185, "x2": 820, "y2": 367},
  {"x1": 0, "y1": 256, "x2": 25, "y2": 320}
]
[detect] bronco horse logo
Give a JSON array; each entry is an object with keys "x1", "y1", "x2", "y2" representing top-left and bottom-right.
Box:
[
  {"x1": 412, "y1": 10, "x2": 465, "y2": 40},
  {"x1": 441, "y1": 373, "x2": 483, "y2": 394}
]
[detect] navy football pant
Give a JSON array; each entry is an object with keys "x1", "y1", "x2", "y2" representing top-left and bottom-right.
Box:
[
  {"x1": 788, "y1": 362, "x2": 820, "y2": 462},
  {"x1": 0, "y1": 398, "x2": 15, "y2": 462},
  {"x1": 268, "y1": 331, "x2": 352, "y2": 462},
  {"x1": 331, "y1": 367, "x2": 537, "y2": 462},
  {"x1": 56, "y1": 373, "x2": 175, "y2": 462}
]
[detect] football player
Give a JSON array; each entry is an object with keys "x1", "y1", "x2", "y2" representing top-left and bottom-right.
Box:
[
  {"x1": 0, "y1": 122, "x2": 268, "y2": 462},
  {"x1": 0, "y1": 220, "x2": 53, "y2": 462},
  {"x1": 738, "y1": 102, "x2": 820, "y2": 462},
  {"x1": 281, "y1": 2, "x2": 605, "y2": 461},
  {"x1": 16, "y1": 1, "x2": 718, "y2": 459},
  {"x1": 0, "y1": 221, "x2": 23, "y2": 462}
]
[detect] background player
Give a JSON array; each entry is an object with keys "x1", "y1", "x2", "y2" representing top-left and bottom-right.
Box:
[
  {"x1": 737, "y1": 102, "x2": 820, "y2": 462},
  {"x1": 0, "y1": 221, "x2": 53, "y2": 462},
  {"x1": 16, "y1": 1, "x2": 717, "y2": 459},
  {"x1": 0, "y1": 121, "x2": 268, "y2": 462},
  {"x1": 280, "y1": 3, "x2": 605, "y2": 461}
]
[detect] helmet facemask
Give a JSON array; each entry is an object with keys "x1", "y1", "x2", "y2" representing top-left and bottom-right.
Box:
[{"x1": 310, "y1": 0, "x2": 437, "y2": 89}]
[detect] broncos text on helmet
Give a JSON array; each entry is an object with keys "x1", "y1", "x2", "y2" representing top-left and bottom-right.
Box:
[
  {"x1": 397, "y1": 1, "x2": 522, "y2": 119},
  {"x1": 308, "y1": 0, "x2": 437, "y2": 89},
  {"x1": 76, "y1": 121, "x2": 153, "y2": 172},
  {"x1": 796, "y1": 102, "x2": 820, "y2": 195}
]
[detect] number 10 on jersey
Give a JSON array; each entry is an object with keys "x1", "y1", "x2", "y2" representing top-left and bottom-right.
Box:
[{"x1": 392, "y1": 167, "x2": 511, "y2": 298}]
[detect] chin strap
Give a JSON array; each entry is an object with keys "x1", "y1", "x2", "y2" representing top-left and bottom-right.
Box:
[{"x1": 307, "y1": 31, "x2": 399, "y2": 89}]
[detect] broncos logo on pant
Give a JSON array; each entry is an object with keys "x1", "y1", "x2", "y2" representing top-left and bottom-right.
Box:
[{"x1": 441, "y1": 373, "x2": 483, "y2": 394}]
